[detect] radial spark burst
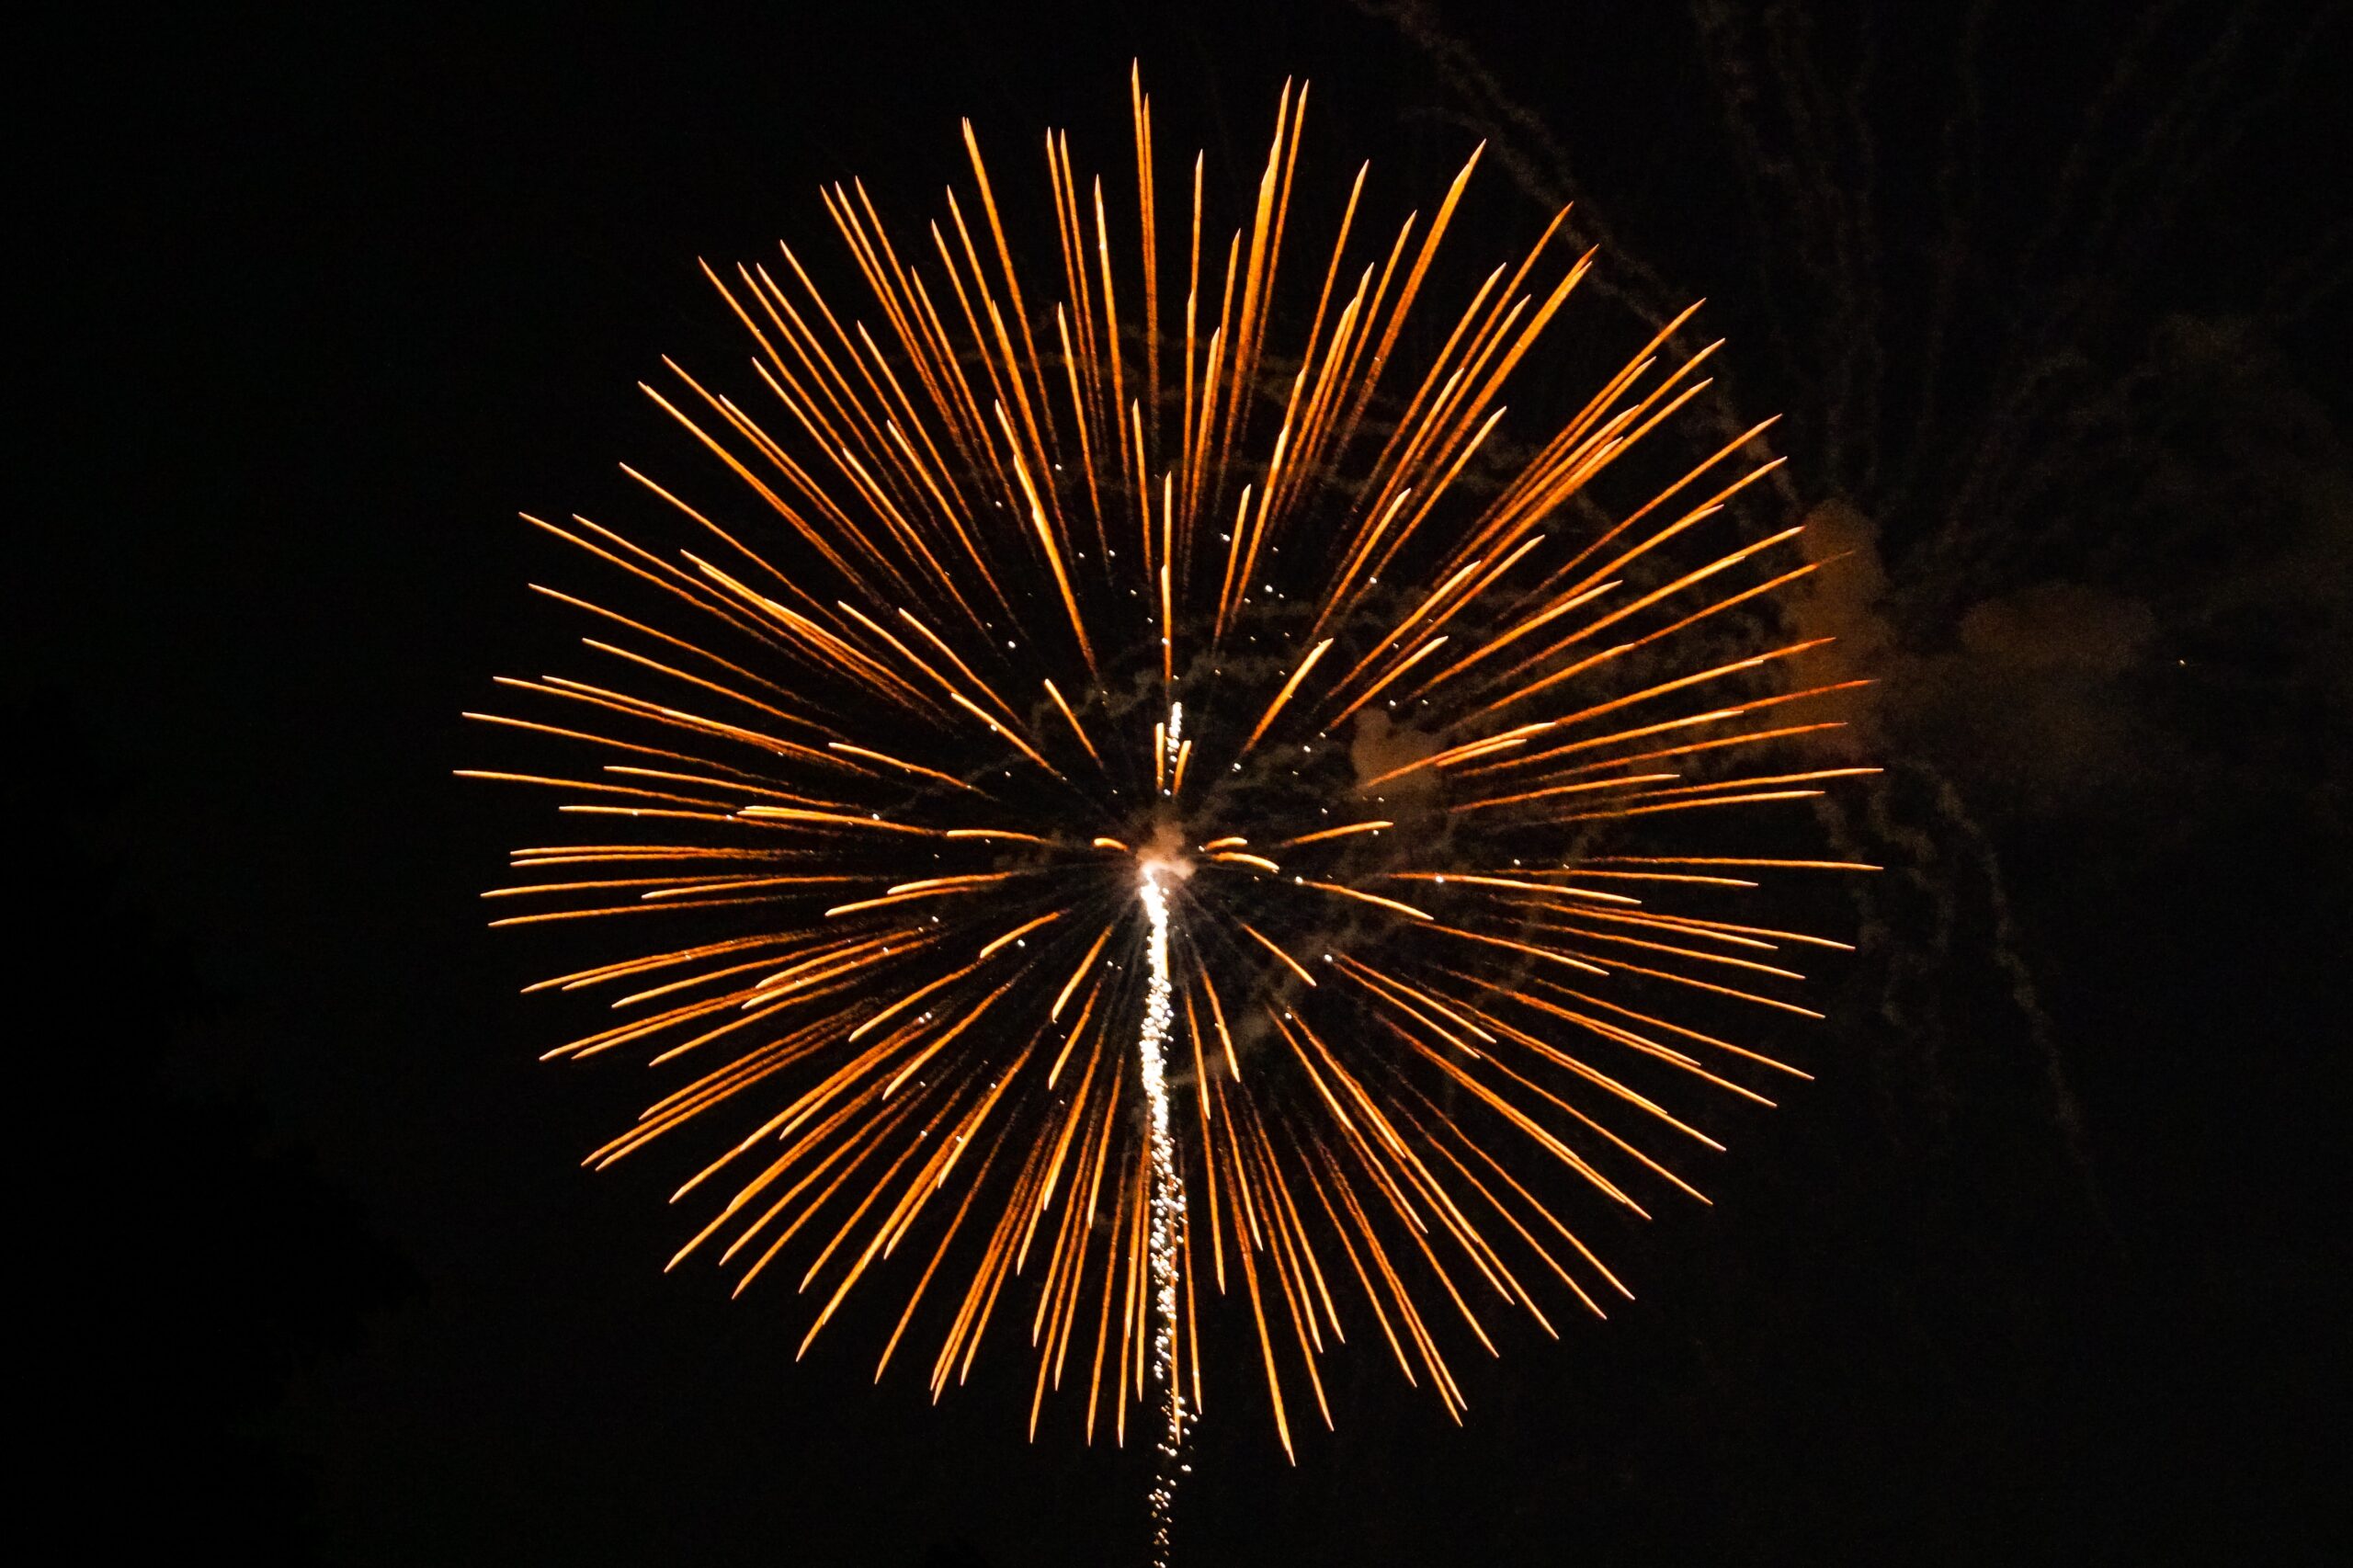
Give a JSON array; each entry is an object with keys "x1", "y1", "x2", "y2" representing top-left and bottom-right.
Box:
[{"x1": 467, "y1": 70, "x2": 1876, "y2": 1511}]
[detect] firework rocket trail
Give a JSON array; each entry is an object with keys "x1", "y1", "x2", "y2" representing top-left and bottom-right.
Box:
[{"x1": 1137, "y1": 702, "x2": 1191, "y2": 1563}]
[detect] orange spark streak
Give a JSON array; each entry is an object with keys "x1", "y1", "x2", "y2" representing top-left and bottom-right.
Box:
[{"x1": 1239, "y1": 638, "x2": 1335, "y2": 757}]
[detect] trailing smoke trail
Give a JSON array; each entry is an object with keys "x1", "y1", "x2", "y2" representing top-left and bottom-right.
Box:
[{"x1": 1138, "y1": 702, "x2": 1192, "y2": 1568}]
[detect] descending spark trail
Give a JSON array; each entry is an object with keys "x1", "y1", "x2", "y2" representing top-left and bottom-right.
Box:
[{"x1": 1138, "y1": 703, "x2": 1191, "y2": 1565}]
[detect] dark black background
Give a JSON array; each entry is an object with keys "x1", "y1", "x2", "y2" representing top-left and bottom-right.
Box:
[{"x1": 23, "y1": 2, "x2": 2347, "y2": 1562}]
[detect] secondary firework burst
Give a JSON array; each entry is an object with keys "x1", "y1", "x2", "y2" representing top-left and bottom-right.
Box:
[{"x1": 465, "y1": 66, "x2": 1878, "y2": 1507}]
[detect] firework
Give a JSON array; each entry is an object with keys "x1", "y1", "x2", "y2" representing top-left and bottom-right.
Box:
[{"x1": 464, "y1": 68, "x2": 1876, "y2": 1535}]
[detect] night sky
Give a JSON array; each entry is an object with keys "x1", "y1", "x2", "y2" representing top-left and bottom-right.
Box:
[{"x1": 27, "y1": 3, "x2": 2347, "y2": 1562}]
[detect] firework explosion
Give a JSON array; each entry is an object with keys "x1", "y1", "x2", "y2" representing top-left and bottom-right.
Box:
[{"x1": 467, "y1": 69, "x2": 1874, "y2": 1558}]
